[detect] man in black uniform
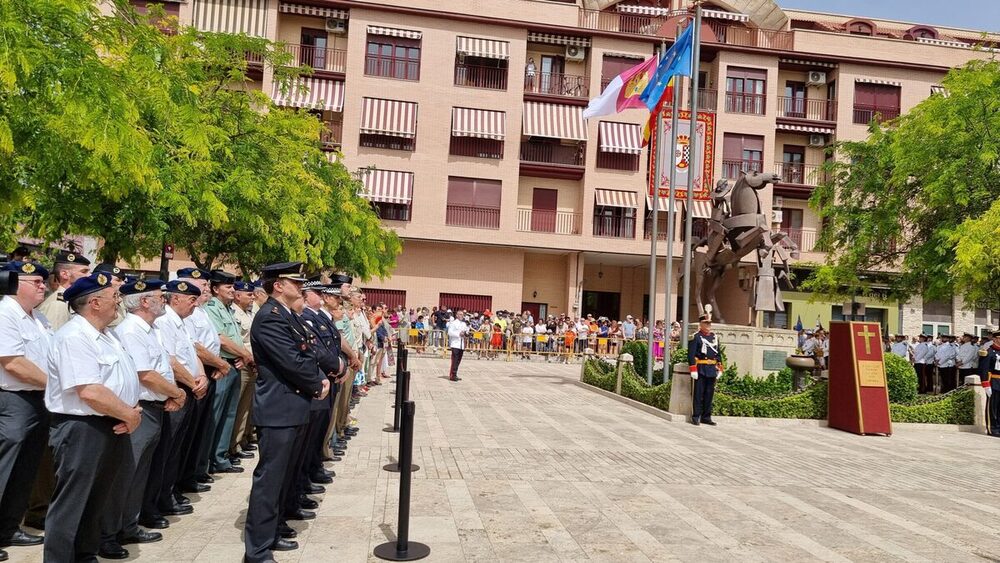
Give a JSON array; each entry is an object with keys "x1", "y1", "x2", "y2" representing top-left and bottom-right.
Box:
[
  {"x1": 978, "y1": 330, "x2": 1000, "y2": 437},
  {"x1": 244, "y1": 263, "x2": 330, "y2": 563},
  {"x1": 688, "y1": 314, "x2": 722, "y2": 426}
]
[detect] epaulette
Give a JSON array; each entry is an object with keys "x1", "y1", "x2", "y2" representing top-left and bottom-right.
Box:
[{"x1": 271, "y1": 307, "x2": 280, "y2": 315}]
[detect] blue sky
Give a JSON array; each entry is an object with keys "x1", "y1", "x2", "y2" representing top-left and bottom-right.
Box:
[{"x1": 776, "y1": 0, "x2": 1000, "y2": 32}]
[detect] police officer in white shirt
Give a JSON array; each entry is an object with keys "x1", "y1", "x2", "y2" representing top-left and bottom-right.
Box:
[
  {"x1": 0, "y1": 262, "x2": 51, "y2": 554},
  {"x1": 447, "y1": 309, "x2": 470, "y2": 381},
  {"x1": 43, "y1": 273, "x2": 142, "y2": 563},
  {"x1": 957, "y1": 332, "x2": 980, "y2": 383},
  {"x1": 890, "y1": 334, "x2": 911, "y2": 360},
  {"x1": 913, "y1": 334, "x2": 931, "y2": 394},
  {"x1": 935, "y1": 334, "x2": 959, "y2": 393}
]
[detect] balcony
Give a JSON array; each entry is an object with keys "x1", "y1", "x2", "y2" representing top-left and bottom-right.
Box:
[
  {"x1": 852, "y1": 104, "x2": 900, "y2": 125},
  {"x1": 524, "y1": 71, "x2": 589, "y2": 99},
  {"x1": 774, "y1": 162, "x2": 825, "y2": 186},
  {"x1": 320, "y1": 121, "x2": 343, "y2": 149},
  {"x1": 724, "y1": 92, "x2": 766, "y2": 115},
  {"x1": 284, "y1": 44, "x2": 347, "y2": 74},
  {"x1": 643, "y1": 218, "x2": 709, "y2": 241},
  {"x1": 579, "y1": 9, "x2": 666, "y2": 36},
  {"x1": 454, "y1": 63, "x2": 508, "y2": 90},
  {"x1": 593, "y1": 215, "x2": 635, "y2": 239},
  {"x1": 706, "y1": 22, "x2": 794, "y2": 51},
  {"x1": 517, "y1": 208, "x2": 582, "y2": 235},
  {"x1": 777, "y1": 97, "x2": 836, "y2": 122},
  {"x1": 445, "y1": 204, "x2": 500, "y2": 230},
  {"x1": 449, "y1": 136, "x2": 504, "y2": 159},
  {"x1": 722, "y1": 158, "x2": 763, "y2": 180},
  {"x1": 778, "y1": 226, "x2": 817, "y2": 253},
  {"x1": 520, "y1": 141, "x2": 584, "y2": 166},
  {"x1": 596, "y1": 151, "x2": 639, "y2": 172}
]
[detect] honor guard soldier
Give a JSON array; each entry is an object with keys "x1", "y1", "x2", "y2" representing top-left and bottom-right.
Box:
[
  {"x1": 36, "y1": 250, "x2": 91, "y2": 331},
  {"x1": 688, "y1": 313, "x2": 722, "y2": 426},
  {"x1": 244, "y1": 263, "x2": 330, "y2": 562},
  {"x1": 0, "y1": 262, "x2": 51, "y2": 556},
  {"x1": 979, "y1": 331, "x2": 1000, "y2": 437},
  {"x1": 43, "y1": 273, "x2": 142, "y2": 563}
]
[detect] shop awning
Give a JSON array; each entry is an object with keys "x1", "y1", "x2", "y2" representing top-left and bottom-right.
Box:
[
  {"x1": 361, "y1": 170, "x2": 414, "y2": 204},
  {"x1": 616, "y1": 4, "x2": 671, "y2": 16},
  {"x1": 193, "y1": 0, "x2": 269, "y2": 37},
  {"x1": 272, "y1": 77, "x2": 344, "y2": 112},
  {"x1": 686, "y1": 199, "x2": 714, "y2": 219},
  {"x1": 278, "y1": 2, "x2": 348, "y2": 19},
  {"x1": 776, "y1": 123, "x2": 834, "y2": 135},
  {"x1": 595, "y1": 189, "x2": 639, "y2": 209},
  {"x1": 360, "y1": 98, "x2": 418, "y2": 138},
  {"x1": 526, "y1": 31, "x2": 590, "y2": 48},
  {"x1": 451, "y1": 108, "x2": 505, "y2": 140},
  {"x1": 522, "y1": 102, "x2": 587, "y2": 141},
  {"x1": 456, "y1": 36, "x2": 510, "y2": 60},
  {"x1": 367, "y1": 25, "x2": 422, "y2": 40},
  {"x1": 646, "y1": 195, "x2": 680, "y2": 213},
  {"x1": 855, "y1": 77, "x2": 902, "y2": 87},
  {"x1": 701, "y1": 9, "x2": 750, "y2": 22},
  {"x1": 778, "y1": 57, "x2": 837, "y2": 68},
  {"x1": 598, "y1": 122, "x2": 642, "y2": 155}
]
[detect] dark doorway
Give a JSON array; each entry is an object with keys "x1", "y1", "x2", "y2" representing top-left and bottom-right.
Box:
[
  {"x1": 531, "y1": 188, "x2": 558, "y2": 232},
  {"x1": 520, "y1": 302, "x2": 547, "y2": 321},
  {"x1": 583, "y1": 290, "x2": 620, "y2": 320}
]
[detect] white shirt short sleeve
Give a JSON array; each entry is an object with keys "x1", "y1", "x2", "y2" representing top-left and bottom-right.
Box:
[{"x1": 0, "y1": 297, "x2": 52, "y2": 391}]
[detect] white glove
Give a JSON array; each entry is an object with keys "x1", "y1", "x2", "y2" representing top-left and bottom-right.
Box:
[
  {"x1": 690, "y1": 371, "x2": 699, "y2": 380},
  {"x1": 987, "y1": 387, "x2": 993, "y2": 398}
]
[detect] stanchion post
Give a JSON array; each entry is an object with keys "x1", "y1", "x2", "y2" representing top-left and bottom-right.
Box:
[
  {"x1": 384, "y1": 371, "x2": 419, "y2": 472},
  {"x1": 375, "y1": 401, "x2": 430, "y2": 561},
  {"x1": 384, "y1": 367, "x2": 405, "y2": 433}
]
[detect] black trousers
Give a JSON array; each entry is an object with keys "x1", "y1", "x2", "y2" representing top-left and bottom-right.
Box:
[
  {"x1": 180, "y1": 377, "x2": 216, "y2": 485},
  {"x1": 692, "y1": 376, "x2": 717, "y2": 422},
  {"x1": 988, "y1": 381, "x2": 1000, "y2": 437},
  {"x1": 938, "y1": 366, "x2": 958, "y2": 393},
  {"x1": 0, "y1": 390, "x2": 48, "y2": 541},
  {"x1": 282, "y1": 423, "x2": 312, "y2": 517},
  {"x1": 44, "y1": 415, "x2": 127, "y2": 562},
  {"x1": 102, "y1": 403, "x2": 163, "y2": 542},
  {"x1": 244, "y1": 425, "x2": 303, "y2": 563},
  {"x1": 450, "y1": 348, "x2": 464, "y2": 379},
  {"x1": 958, "y1": 368, "x2": 976, "y2": 387},
  {"x1": 150, "y1": 388, "x2": 193, "y2": 514},
  {"x1": 915, "y1": 364, "x2": 931, "y2": 394}
]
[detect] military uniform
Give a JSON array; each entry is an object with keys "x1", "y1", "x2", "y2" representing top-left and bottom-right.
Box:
[
  {"x1": 230, "y1": 281, "x2": 257, "y2": 455},
  {"x1": 979, "y1": 334, "x2": 1000, "y2": 437},
  {"x1": 688, "y1": 316, "x2": 722, "y2": 425},
  {"x1": 203, "y1": 270, "x2": 243, "y2": 473},
  {"x1": 957, "y1": 333, "x2": 979, "y2": 383},
  {"x1": 935, "y1": 336, "x2": 959, "y2": 393}
]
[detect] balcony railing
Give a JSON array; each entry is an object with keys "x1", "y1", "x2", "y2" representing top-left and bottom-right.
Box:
[
  {"x1": 779, "y1": 226, "x2": 817, "y2": 252},
  {"x1": 284, "y1": 44, "x2": 347, "y2": 73},
  {"x1": 520, "y1": 141, "x2": 585, "y2": 166},
  {"x1": 722, "y1": 159, "x2": 763, "y2": 180},
  {"x1": 524, "y1": 71, "x2": 589, "y2": 98},
  {"x1": 596, "y1": 151, "x2": 639, "y2": 171},
  {"x1": 707, "y1": 22, "x2": 794, "y2": 50},
  {"x1": 774, "y1": 161, "x2": 825, "y2": 186},
  {"x1": 642, "y1": 218, "x2": 709, "y2": 241},
  {"x1": 445, "y1": 204, "x2": 500, "y2": 230},
  {"x1": 593, "y1": 215, "x2": 635, "y2": 239},
  {"x1": 725, "y1": 92, "x2": 766, "y2": 115},
  {"x1": 777, "y1": 96, "x2": 836, "y2": 121},
  {"x1": 449, "y1": 136, "x2": 504, "y2": 159},
  {"x1": 579, "y1": 9, "x2": 666, "y2": 36},
  {"x1": 454, "y1": 63, "x2": 508, "y2": 90},
  {"x1": 517, "y1": 208, "x2": 582, "y2": 235},
  {"x1": 852, "y1": 104, "x2": 900, "y2": 124},
  {"x1": 320, "y1": 121, "x2": 343, "y2": 148}
]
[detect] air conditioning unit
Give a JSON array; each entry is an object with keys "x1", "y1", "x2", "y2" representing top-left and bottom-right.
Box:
[
  {"x1": 808, "y1": 133, "x2": 826, "y2": 147},
  {"x1": 565, "y1": 45, "x2": 586, "y2": 61},
  {"x1": 771, "y1": 209, "x2": 783, "y2": 224},
  {"x1": 325, "y1": 18, "x2": 347, "y2": 34},
  {"x1": 806, "y1": 71, "x2": 827, "y2": 86}
]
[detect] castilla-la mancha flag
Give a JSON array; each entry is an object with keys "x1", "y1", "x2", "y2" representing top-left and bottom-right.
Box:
[{"x1": 582, "y1": 56, "x2": 658, "y2": 120}]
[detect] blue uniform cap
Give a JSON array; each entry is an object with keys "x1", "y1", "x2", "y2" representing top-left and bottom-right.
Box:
[
  {"x1": 120, "y1": 278, "x2": 165, "y2": 295},
  {"x1": 261, "y1": 262, "x2": 306, "y2": 282},
  {"x1": 54, "y1": 250, "x2": 91, "y2": 266},
  {"x1": 233, "y1": 280, "x2": 253, "y2": 292},
  {"x1": 163, "y1": 279, "x2": 202, "y2": 297},
  {"x1": 63, "y1": 273, "x2": 114, "y2": 302},
  {"x1": 2, "y1": 261, "x2": 49, "y2": 280},
  {"x1": 93, "y1": 263, "x2": 125, "y2": 280},
  {"x1": 176, "y1": 267, "x2": 210, "y2": 280}
]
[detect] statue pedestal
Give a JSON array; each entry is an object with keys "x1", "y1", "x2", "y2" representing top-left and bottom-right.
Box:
[{"x1": 689, "y1": 323, "x2": 799, "y2": 378}]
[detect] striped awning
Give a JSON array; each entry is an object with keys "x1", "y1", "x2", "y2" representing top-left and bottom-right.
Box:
[
  {"x1": 272, "y1": 77, "x2": 344, "y2": 112},
  {"x1": 361, "y1": 170, "x2": 414, "y2": 204},
  {"x1": 598, "y1": 122, "x2": 642, "y2": 155},
  {"x1": 278, "y1": 2, "x2": 348, "y2": 19},
  {"x1": 930, "y1": 84, "x2": 949, "y2": 96},
  {"x1": 325, "y1": 151, "x2": 340, "y2": 164},
  {"x1": 451, "y1": 108, "x2": 505, "y2": 140},
  {"x1": 527, "y1": 31, "x2": 591, "y2": 48},
  {"x1": 687, "y1": 199, "x2": 714, "y2": 219},
  {"x1": 193, "y1": 0, "x2": 269, "y2": 38},
  {"x1": 522, "y1": 102, "x2": 587, "y2": 141},
  {"x1": 776, "y1": 123, "x2": 834, "y2": 135},
  {"x1": 646, "y1": 195, "x2": 679, "y2": 213},
  {"x1": 701, "y1": 9, "x2": 749, "y2": 22},
  {"x1": 917, "y1": 37, "x2": 971, "y2": 48},
  {"x1": 360, "y1": 98, "x2": 418, "y2": 138},
  {"x1": 616, "y1": 4, "x2": 670, "y2": 16},
  {"x1": 367, "y1": 25, "x2": 422, "y2": 40},
  {"x1": 456, "y1": 36, "x2": 510, "y2": 60},
  {"x1": 856, "y1": 77, "x2": 901, "y2": 87},
  {"x1": 778, "y1": 57, "x2": 837, "y2": 69},
  {"x1": 595, "y1": 189, "x2": 638, "y2": 209}
]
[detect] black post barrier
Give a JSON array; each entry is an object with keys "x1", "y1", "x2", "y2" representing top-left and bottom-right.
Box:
[
  {"x1": 384, "y1": 373, "x2": 419, "y2": 472},
  {"x1": 384, "y1": 368, "x2": 405, "y2": 433},
  {"x1": 395, "y1": 341, "x2": 406, "y2": 378},
  {"x1": 374, "y1": 401, "x2": 431, "y2": 562}
]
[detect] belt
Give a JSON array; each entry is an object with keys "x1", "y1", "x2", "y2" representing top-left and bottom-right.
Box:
[
  {"x1": 1, "y1": 389, "x2": 44, "y2": 395},
  {"x1": 695, "y1": 359, "x2": 718, "y2": 365},
  {"x1": 139, "y1": 400, "x2": 166, "y2": 407},
  {"x1": 990, "y1": 373, "x2": 1000, "y2": 380}
]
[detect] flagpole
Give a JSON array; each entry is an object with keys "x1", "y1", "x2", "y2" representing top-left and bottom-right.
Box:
[
  {"x1": 681, "y1": 3, "x2": 702, "y2": 339},
  {"x1": 663, "y1": 77, "x2": 681, "y2": 360},
  {"x1": 646, "y1": 41, "x2": 666, "y2": 386}
]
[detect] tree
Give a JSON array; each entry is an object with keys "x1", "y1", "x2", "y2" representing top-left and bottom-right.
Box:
[{"x1": 807, "y1": 59, "x2": 1000, "y2": 307}]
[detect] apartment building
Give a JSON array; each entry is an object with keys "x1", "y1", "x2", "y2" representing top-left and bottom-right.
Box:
[{"x1": 110, "y1": 0, "x2": 1000, "y2": 335}]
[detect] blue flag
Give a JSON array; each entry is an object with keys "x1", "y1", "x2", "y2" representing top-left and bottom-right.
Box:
[
  {"x1": 794, "y1": 316, "x2": 803, "y2": 331},
  {"x1": 639, "y1": 24, "x2": 694, "y2": 111}
]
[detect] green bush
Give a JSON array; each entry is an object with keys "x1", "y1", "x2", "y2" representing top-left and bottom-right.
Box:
[
  {"x1": 717, "y1": 367, "x2": 797, "y2": 399},
  {"x1": 620, "y1": 340, "x2": 666, "y2": 384},
  {"x1": 884, "y1": 353, "x2": 919, "y2": 404},
  {"x1": 581, "y1": 358, "x2": 615, "y2": 391},
  {"x1": 890, "y1": 388, "x2": 974, "y2": 425},
  {"x1": 713, "y1": 382, "x2": 828, "y2": 419},
  {"x1": 581, "y1": 358, "x2": 671, "y2": 409}
]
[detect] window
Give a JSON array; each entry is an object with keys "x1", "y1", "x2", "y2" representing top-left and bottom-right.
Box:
[
  {"x1": 853, "y1": 83, "x2": 901, "y2": 124},
  {"x1": 722, "y1": 133, "x2": 764, "y2": 179},
  {"x1": 455, "y1": 56, "x2": 508, "y2": 90},
  {"x1": 449, "y1": 137, "x2": 503, "y2": 159},
  {"x1": 446, "y1": 177, "x2": 501, "y2": 229},
  {"x1": 365, "y1": 34, "x2": 420, "y2": 80},
  {"x1": 359, "y1": 98, "x2": 418, "y2": 151},
  {"x1": 782, "y1": 81, "x2": 806, "y2": 117},
  {"x1": 596, "y1": 151, "x2": 639, "y2": 171},
  {"x1": 300, "y1": 28, "x2": 329, "y2": 68},
  {"x1": 846, "y1": 19, "x2": 875, "y2": 36},
  {"x1": 725, "y1": 67, "x2": 766, "y2": 115},
  {"x1": 601, "y1": 55, "x2": 640, "y2": 90},
  {"x1": 371, "y1": 202, "x2": 411, "y2": 222},
  {"x1": 440, "y1": 293, "x2": 492, "y2": 314},
  {"x1": 593, "y1": 206, "x2": 636, "y2": 238},
  {"x1": 907, "y1": 26, "x2": 937, "y2": 40},
  {"x1": 359, "y1": 134, "x2": 414, "y2": 151},
  {"x1": 780, "y1": 145, "x2": 805, "y2": 184}
]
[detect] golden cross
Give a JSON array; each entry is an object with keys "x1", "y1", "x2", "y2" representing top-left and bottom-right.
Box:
[{"x1": 856, "y1": 324, "x2": 877, "y2": 355}]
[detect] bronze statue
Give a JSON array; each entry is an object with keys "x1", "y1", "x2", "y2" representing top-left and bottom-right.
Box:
[{"x1": 690, "y1": 171, "x2": 798, "y2": 324}]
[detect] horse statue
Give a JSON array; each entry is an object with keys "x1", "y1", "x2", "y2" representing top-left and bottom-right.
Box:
[{"x1": 689, "y1": 171, "x2": 798, "y2": 324}]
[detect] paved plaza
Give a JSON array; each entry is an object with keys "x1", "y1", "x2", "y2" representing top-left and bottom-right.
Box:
[{"x1": 9, "y1": 357, "x2": 1000, "y2": 562}]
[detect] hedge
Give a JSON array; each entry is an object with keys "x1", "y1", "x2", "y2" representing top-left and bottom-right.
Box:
[
  {"x1": 581, "y1": 358, "x2": 671, "y2": 410},
  {"x1": 884, "y1": 353, "x2": 919, "y2": 404},
  {"x1": 621, "y1": 340, "x2": 666, "y2": 385},
  {"x1": 890, "y1": 389, "x2": 974, "y2": 425}
]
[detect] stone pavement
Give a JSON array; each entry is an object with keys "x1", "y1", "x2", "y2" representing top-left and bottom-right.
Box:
[{"x1": 8, "y1": 356, "x2": 1000, "y2": 562}]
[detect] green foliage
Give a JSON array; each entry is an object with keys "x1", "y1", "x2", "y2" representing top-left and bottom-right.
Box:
[
  {"x1": 581, "y1": 358, "x2": 616, "y2": 391},
  {"x1": 890, "y1": 389, "x2": 974, "y2": 425},
  {"x1": 717, "y1": 367, "x2": 797, "y2": 399},
  {"x1": 622, "y1": 340, "x2": 648, "y2": 378},
  {"x1": 581, "y1": 358, "x2": 671, "y2": 409},
  {"x1": 883, "y1": 353, "x2": 919, "y2": 404},
  {"x1": 714, "y1": 383, "x2": 829, "y2": 419}
]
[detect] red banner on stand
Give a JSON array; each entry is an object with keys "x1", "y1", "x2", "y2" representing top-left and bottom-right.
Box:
[
  {"x1": 828, "y1": 321, "x2": 892, "y2": 436},
  {"x1": 647, "y1": 109, "x2": 715, "y2": 201}
]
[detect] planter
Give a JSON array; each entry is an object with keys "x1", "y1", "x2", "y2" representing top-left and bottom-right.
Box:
[{"x1": 786, "y1": 354, "x2": 817, "y2": 391}]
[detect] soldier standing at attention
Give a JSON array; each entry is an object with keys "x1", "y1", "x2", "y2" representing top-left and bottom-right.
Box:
[
  {"x1": 688, "y1": 314, "x2": 722, "y2": 426},
  {"x1": 957, "y1": 332, "x2": 980, "y2": 384},
  {"x1": 36, "y1": 250, "x2": 91, "y2": 332},
  {"x1": 979, "y1": 331, "x2": 1000, "y2": 437}
]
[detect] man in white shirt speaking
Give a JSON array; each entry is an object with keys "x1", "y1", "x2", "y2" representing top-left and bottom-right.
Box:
[{"x1": 447, "y1": 309, "x2": 470, "y2": 381}]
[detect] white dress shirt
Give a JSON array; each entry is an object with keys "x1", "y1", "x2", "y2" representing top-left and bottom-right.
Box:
[
  {"x1": 957, "y1": 342, "x2": 979, "y2": 369},
  {"x1": 184, "y1": 305, "x2": 221, "y2": 356},
  {"x1": 935, "y1": 342, "x2": 957, "y2": 368},
  {"x1": 447, "y1": 319, "x2": 469, "y2": 349},
  {"x1": 0, "y1": 296, "x2": 52, "y2": 391},
  {"x1": 890, "y1": 341, "x2": 910, "y2": 359},
  {"x1": 913, "y1": 342, "x2": 928, "y2": 364},
  {"x1": 46, "y1": 315, "x2": 141, "y2": 416},
  {"x1": 156, "y1": 305, "x2": 202, "y2": 377},
  {"x1": 115, "y1": 313, "x2": 176, "y2": 402}
]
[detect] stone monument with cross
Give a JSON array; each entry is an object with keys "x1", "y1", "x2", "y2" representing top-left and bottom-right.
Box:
[{"x1": 827, "y1": 320, "x2": 892, "y2": 435}]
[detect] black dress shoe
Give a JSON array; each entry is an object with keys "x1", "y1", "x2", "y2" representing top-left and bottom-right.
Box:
[
  {"x1": 305, "y1": 483, "x2": 325, "y2": 495},
  {"x1": 139, "y1": 516, "x2": 170, "y2": 530},
  {"x1": 298, "y1": 496, "x2": 319, "y2": 510},
  {"x1": 310, "y1": 473, "x2": 332, "y2": 484},
  {"x1": 1, "y1": 529, "x2": 44, "y2": 547},
  {"x1": 702, "y1": 419, "x2": 717, "y2": 426},
  {"x1": 243, "y1": 443, "x2": 258, "y2": 451},
  {"x1": 271, "y1": 538, "x2": 299, "y2": 551},
  {"x1": 332, "y1": 449, "x2": 346, "y2": 456},
  {"x1": 0, "y1": 548, "x2": 7, "y2": 561},
  {"x1": 160, "y1": 504, "x2": 194, "y2": 516},
  {"x1": 99, "y1": 541, "x2": 129, "y2": 560},
  {"x1": 120, "y1": 529, "x2": 163, "y2": 544},
  {"x1": 689, "y1": 419, "x2": 701, "y2": 426},
  {"x1": 285, "y1": 508, "x2": 316, "y2": 521},
  {"x1": 277, "y1": 523, "x2": 297, "y2": 539},
  {"x1": 210, "y1": 465, "x2": 244, "y2": 474},
  {"x1": 233, "y1": 450, "x2": 254, "y2": 459},
  {"x1": 195, "y1": 475, "x2": 215, "y2": 484},
  {"x1": 179, "y1": 482, "x2": 211, "y2": 493},
  {"x1": 321, "y1": 455, "x2": 343, "y2": 462},
  {"x1": 228, "y1": 457, "x2": 242, "y2": 466},
  {"x1": 344, "y1": 427, "x2": 358, "y2": 435},
  {"x1": 175, "y1": 494, "x2": 191, "y2": 505}
]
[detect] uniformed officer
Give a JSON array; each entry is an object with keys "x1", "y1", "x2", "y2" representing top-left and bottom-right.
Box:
[
  {"x1": 244, "y1": 263, "x2": 330, "y2": 562},
  {"x1": 229, "y1": 280, "x2": 258, "y2": 458},
  {"x1": 322, "y1": 281, "x2": 362, "y2": 461},
  {"x1": 957, "y1": 332, "x2": 979, "y2": 383},
  {"x1": 0, "y1": 262, "x2": 51, "y2": 555},
  {"x1": 93, "y1": 263, "x2": 128, "y2": 328},
  {"x1": 914, "y1": 334, "x2": 931, "y2": 394},
  {"x1": 36, "y1": 250, "x2": 91, "y2": 331},
  {"x1": 43, "y1": 273, "x2": 142, "y2": 562},
  {"x1": 330, "y1": 276, "x2": 360, "y2": 455},
  {"x1": 978, "y1": 331, "x2": 1000, "y2": 437},
  {"x1": 935, "y1": 334, "x2": 959, "y2": 393},
  {"x1": 890, "y1": 334, "x2": 910, "y2": 360},
  {"x1": 688, "y1": 314, "x2": 722, "y2": 426}
]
